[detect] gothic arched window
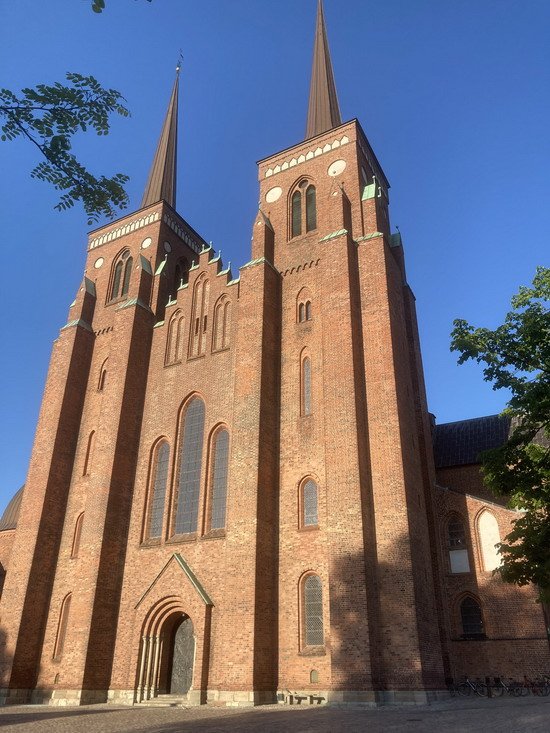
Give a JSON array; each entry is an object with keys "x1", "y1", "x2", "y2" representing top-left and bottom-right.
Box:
[
  {"x1": 189, "y1": 276, "x2": 209, "y2": 358},
  {"x1": 297, "y1": 288, "x2": 313, "y2": 323},
  {"x1": 148, "y1": 441, "x2": 170, "y2": 539},
  {"x1": 165, "y1": 310, "x2": 185, "y2": 365},
  {"x1": 306, "y1": 185, "x2": 316, "y2": 232},
  {"x1": 174, "y1": 398, "x2": 205, "y2": 535},
  {"x1": 213, "y1": 296, "x2": 231, "y2": 352},
  {"x1": 122, "y1": 255, "x2": 133, "y2": 296},
  {"x1": 291, "y1": 190, "x2": 302, "y2": 237},
  {"x1": 447, "y1": 515, "x2": 470, "y2": 573},
  {"x1": 301, "y1": 479, "x2": 318, "y2": 528},
  {"x1": 53, "y1": 593, "x2": 72, "y2": 661},
  {"x1": 302, "y1": 356, "x2": 312, "y2": 416},
  {"x1": 460, "y1": 597, "x2": 485, "y2": 638},
  {"x1": 110, "y1": 250, "x2": 132, "y2": 301},
  {"x1": 208, "y1": 428, "x2": 230, "y2": 531},
  {"x1": 290, "y1": 181, "x2": 317, "y2": 239},
  {"x1": 303, "y1": 574, "x2": 324, "y2": 647}
]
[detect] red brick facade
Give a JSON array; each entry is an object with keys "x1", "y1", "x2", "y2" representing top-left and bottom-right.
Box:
[{"x1": 0, "y1": 101, "x2": 548, "y2": 709}]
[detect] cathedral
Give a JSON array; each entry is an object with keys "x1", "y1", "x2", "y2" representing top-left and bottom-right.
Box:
[{"x1": 0, "y1": 1, "x2": 548, "y2": 707}]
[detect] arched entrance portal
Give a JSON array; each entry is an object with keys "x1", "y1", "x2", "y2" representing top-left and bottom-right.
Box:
[
  {"x1": 137, "y1": 608, "x2": 196, "y2": 702},
  {"x1": 167, "y1": 615, "x2": 195, "y2": 694}
]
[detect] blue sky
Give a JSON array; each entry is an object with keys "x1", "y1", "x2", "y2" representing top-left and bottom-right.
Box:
[{"x1": 0, "y1": 0, "x2": 549, "y2": 514}]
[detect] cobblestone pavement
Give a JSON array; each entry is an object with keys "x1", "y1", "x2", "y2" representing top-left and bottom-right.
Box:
[{"x1": 0, "y1": 697, "x2": 549, "y2": 733}]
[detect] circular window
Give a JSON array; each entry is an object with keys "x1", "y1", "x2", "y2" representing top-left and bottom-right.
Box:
[
  {"x1": 265, "y1": 186, "x2": 283, "y2": 203},
  {"x1": 94, "y1": 257, "x2": 104, "y2": 269},
  {"x1": 328, "y1": 159, "x2": 346, "y2": 177},
  {"x1": 164, "y1": 241, "x2": 172, "y2": 253},
  {"x1": 141, "y1": 237, "x2": 152, "y2": 249}
]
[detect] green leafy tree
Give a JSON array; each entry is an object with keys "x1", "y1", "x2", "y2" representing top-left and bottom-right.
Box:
[
  {"x1": 0, "y1": 73, "x2": 130, "y2": 224},
  {"x1": 451, "y1": 266, "x2": 550, "y2": 601}
]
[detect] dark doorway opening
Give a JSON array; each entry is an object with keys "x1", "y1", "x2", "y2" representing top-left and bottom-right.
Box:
[{"x1": 157, "y1": 612, "x2": 194, "y2": 696}]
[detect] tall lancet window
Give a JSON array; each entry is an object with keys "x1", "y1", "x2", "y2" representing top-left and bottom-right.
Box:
[
  {"x1": 301, "y1": 479, "x2": 319, "y2": 528},
  {"x1": 174, "y1": 398, "x2": 205, "y2": 535},
  {"x1": 208, "y1": 428, "x2": 230, "y2": 531},
  {"x1": 302, "y1": 356, "x2": 312, "y2": 416},
  {"x1": 213, "y1": 296, "x2": 231, "y2": 351},
  {"x1": 306, "y1": 185, "x2": 317, "y2": 231},
  {"x1": 303, "y1": 574, "x2": 324, "y2": 647},
  {"x1": 148, "y1": 441, "x2": 170, "y2": 539},
  {"x1": 291, "y1": 191, "x2": 302, "y2": 237},
  {"x1": 189, "y1": 275, "x2": 209, "y2": 358}
]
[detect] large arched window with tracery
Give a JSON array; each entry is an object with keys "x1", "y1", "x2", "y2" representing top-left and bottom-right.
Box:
[
  {"x1": 174, "y1": 398, "x2": 205, "y2": 535},
  {"x1": 208, "y1": 428, "x2": 230, "y2": 531},
  {"x1": 110, "y1": 250, "x2": 132, "y2": 301},
  {"x1": 290, "y1": 180, "x2": 317, "y2": 238},
  {"x1": 147, "y1": 441, "x2": 170, "y2": 539},
  {"x1": 302, "y1": 574, "x2": 324, "y2": 647}
]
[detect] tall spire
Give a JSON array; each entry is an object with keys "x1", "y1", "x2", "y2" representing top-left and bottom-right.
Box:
[
  {"x1": 305, "y1": 0, "x2": 342, "y2": 140},
  {"x1": 141, "y1": 63, "x2": 180, "y2": 209}
]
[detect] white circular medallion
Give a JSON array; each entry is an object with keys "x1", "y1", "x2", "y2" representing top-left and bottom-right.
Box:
[
  {"x1": 265, "y1": 186, "x2": 283, "y2": 203},
  {"x1": 328, "y1": 159, "x2": 347, "y2": 177},
  {"x1": 94, "y1": 257, "x2": 104, "y2": 269},
  {"x1": 164, "y1": 241, "x2": 172, "y2": 253},
  {"x1": 141, "y1": 237, "x2": 152, "y2": 249}
]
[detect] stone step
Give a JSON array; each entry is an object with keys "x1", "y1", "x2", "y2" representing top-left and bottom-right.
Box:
[{"x1": 135, "y1": 694, "x2": 188, "y2": 707}]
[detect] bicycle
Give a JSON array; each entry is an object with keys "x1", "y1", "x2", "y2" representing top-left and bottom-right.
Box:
[
  {"x1": 490, "y1": 677, "x2": 522, "y2": 696},
  {"x1": 457, "y1": 676, "x2": 488, "y2": 697},
  {"x1": 531, "y1": 675, "x2": 550, "y2": 697}
]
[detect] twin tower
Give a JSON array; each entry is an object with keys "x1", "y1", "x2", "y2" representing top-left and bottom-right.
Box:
[{"x1": 0, "y1": 2, "x2": 449, "y2": 705}]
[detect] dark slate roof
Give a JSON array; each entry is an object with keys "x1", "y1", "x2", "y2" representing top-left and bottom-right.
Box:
[
  {"x1": 0, "y1": 486, "x2": 24, "y2": 532},
  {"x1": 434, "y1": 415, "x2": 511, "y2": 468}
]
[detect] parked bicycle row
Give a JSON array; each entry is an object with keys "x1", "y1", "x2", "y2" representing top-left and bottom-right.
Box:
[{"x1": 446, "y1": 674, "x2": 550, "y2": 697}]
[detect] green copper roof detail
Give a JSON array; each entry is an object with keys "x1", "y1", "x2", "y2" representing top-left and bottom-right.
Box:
[
  {"x1": 139, "y1": 255, "x2": 153, "y2": 274},
  {"x1": 83, "y1": 277, "x2": 96, "y2": 295},
  {"x1": 61, "y1": 318, "x2": 93, "y2": 332},
  {"x1": 390, "y1": 232, "x2": 403, "y2": 248},
  {"x1": 115, "y1": 297, "x2": 153, "y2": 313},
  {"x1": 356, "y1": 231, "x2": 383, "y2": 242},
  {"x1": 155, "y1": 259, "x2": 167, "y2": 276},
  {"x1": 362, "y1": 183, "x2": 377, "y2": 200},
  {"x1": 319, "y1": 228, "x2": 347, "y2": 242}
]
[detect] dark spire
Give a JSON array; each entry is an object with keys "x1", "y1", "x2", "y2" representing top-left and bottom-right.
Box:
[
  {"x1": 305, "y1": 0, "x2": 342, "y2": 140},
  {"x1": 141, "y1": 62, "x2": 180, "y2": 209}
]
